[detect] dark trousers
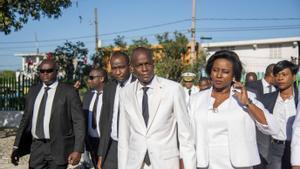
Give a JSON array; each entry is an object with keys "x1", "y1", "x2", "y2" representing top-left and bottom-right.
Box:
[
  {"x1": 255, "y1": 141, "x2": 291, "y2": 169},
  {"x1": 29, "y1": 139, "x2": 67, "y2": 169},
  {"x1": 102, "y1": 139, "x2": 118, "y2": 169},
  {"x1": 86, "y1": 136, "x2": 100, "y2": 168}
]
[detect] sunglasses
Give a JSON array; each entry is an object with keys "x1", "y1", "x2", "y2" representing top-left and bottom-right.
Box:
[
  {"x1": 89, "y1": 76, "x2": 102, "y2": 80},
  {"x1": 39, "y1": 69, "x2": 55, "y2": 74}
]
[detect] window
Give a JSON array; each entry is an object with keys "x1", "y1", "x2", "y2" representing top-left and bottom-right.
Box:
[{"x1": 269, "y1": 44, "x2": 282, "y2": 58}]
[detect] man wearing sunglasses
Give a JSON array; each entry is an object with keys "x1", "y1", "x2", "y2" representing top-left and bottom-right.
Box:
[
  {"x1": 11, "y1": 59, "x2": 85, "y2": 169},
  {"x1": 82, "y1": 68, "x2": 107, "y2": 168},
  {"x1": 97, "y1": 51, "x2": 136, "y2": 169}
]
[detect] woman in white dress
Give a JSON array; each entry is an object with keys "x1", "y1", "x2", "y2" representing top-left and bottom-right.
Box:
[{"x1": 189, "y1": 50, "x2": 279, "y2": 169}]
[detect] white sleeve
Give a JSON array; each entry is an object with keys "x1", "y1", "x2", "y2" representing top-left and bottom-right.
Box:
[{"x1": 249, "y1": 94, "x2": 280, "y2": 135}]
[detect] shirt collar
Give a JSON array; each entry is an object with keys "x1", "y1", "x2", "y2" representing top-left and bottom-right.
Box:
[
  {"x1": 137, "y1": 75, "x2": 156, "y2": 91},
  {"x1": 262, "y1": 78, "x2": 271, "y2": 88},
  {"x1": 119, "y1": 74, "x2": 132, "y2": 87},
  {"x1": 43, "y1": 80, "x2": 58, "y2": 89}
]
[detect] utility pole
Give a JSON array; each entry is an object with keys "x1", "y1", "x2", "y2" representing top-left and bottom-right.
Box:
[
  {"x1": 191, "y1": 0, "x2": 196, "y2": 63},
  {"x1": 34, "y1": 32, "x2": 39, "y2": 54},
  {"x1": 94, "y1": 8, "x2": 99, "y2": 52}
]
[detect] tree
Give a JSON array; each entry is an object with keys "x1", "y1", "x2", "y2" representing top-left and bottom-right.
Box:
[
  {"x1": 113, "y1": 35, "x2": 127, "y2": 51},
  {"x1": 0, "y1": 70, "x2": 15, "y2": 78},
  {"x1": 128, "y1": 37, "x2": 151, "y2": 56},
  {"x1": 52, "y1": 41, "x2": 88, "y2": 83},
  {"x1": 154, "y1": 32, "x2": 189, "y2": 81},
  {"x1": 0, "y1": 0, "x2": 72, "y2": 34},
  {"x1": 155, "y1": 32, "x2": 206, "y2": 82}
]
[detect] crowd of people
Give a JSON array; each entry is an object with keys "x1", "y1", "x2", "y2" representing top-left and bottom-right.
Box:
[{"x1": 9, "y1": 47, "x2": 300, "y2": 169}]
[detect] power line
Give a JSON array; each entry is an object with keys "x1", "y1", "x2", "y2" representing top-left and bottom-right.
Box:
[
  {"x1": 1, "y1": 17, "x2": 298, "y2": 44},
  {"x1": 197, "y1": 17, "x2": 300, "y2": 21},
  {"x1": 196, "y1": 25, "x2": 300, "y2": 32}
]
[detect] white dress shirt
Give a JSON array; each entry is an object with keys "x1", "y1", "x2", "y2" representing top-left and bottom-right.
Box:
[
  {"x1": 262, "y1": 78, "x2": 276, "y2": 94},
  {"x1": 183, "y1": 85, "x2": 198, "y2": 104},
  {"x1": 111, "y1": 75, "x2": 132, "y2": 141},
  {"x1": 136, "y1": 79, "x2": 155, "y2": 115},
  {"x1": 272, "y1": 94, "x2": 296, "y2": 141},
  {"x1": 88, "y1": 90, "x2": 103, "y2": 138},
  {"x1": 31, "y1": 81, "x2": 58, "y2": 139}
]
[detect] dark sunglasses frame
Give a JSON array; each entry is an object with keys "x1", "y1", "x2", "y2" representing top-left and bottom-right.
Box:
[
  {"x1": 39, "y1": 69, "x2": 55, "y2": 74},
  {"x1": 89, "y1": 76, "x2": 102, "y2": 80}
]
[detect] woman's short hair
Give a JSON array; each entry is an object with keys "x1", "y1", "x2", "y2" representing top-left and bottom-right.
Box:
[
  {"x1": 205, "y1": 50, "x2": 243, "y2": 81},
  {"x1": 273, "y1": 60, "x2": 298, "y2": 75}
]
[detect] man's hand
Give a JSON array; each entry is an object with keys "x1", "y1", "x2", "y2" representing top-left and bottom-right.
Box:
[
  {"x1": 68, "y1": 152, "x2": 81, "y2": 166},
  {"x1": 11, "y1": 148, "x2": 19, "y2": 166},
  {"x1": 293, "y1": 166, "x2": 300, "y2": 169},
  {"x1": 97, "y1": 156, "x2": 102, "y2": 169}
]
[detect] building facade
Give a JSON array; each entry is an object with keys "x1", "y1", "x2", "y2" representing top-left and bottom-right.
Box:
[{"x1": 202, "y1": 37, "x2": 300, "y2": 73}]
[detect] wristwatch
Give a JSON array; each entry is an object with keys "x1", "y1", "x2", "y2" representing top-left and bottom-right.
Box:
[{"x1": 245, "y1": 98, "x2": 253, "y2": 108}]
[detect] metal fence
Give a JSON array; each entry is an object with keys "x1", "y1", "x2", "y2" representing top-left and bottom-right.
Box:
[{"x1": 0, "y1": 76, "x2": 39, "y2": 111}]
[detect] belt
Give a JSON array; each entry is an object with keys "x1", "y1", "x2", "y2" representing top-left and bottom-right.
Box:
[
  {"x1": 33, "y1": 138, "x2": 51, "y2": 143},
  {"x1": 271, "y1": 138, "x2": 285, "y2": 144}
]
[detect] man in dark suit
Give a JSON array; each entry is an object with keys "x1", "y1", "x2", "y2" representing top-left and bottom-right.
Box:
[
  {"x1": 247, "y1": 63, "x2": 276, "y2": 100},
  {"x1": 257, "y1": 60, "x2": 298, "y2": 169},
  {"x1": 97, "y1": 51, "x2": 136, "y2": 169},
  {"x1": 11, "y1": 59, "x2": 85, "y2": 169},
  {"x1": 82, "y1": 68, "x2": 107, "y2": 168}
]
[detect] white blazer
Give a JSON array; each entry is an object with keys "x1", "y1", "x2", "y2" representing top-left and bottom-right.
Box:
[
  {"x1": 291, "y1": 105, "x2": 300, "y2": 166},
  {"x1": 118, "y1": 76, "x2": 196, "y2": 169},
  {"x1": 189, "y1": 88, "x2": 279, "y2": 168}
]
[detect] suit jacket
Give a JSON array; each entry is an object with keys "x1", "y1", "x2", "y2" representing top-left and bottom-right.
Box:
[
  {"x1": 292, "y1": 109, "x2": 300, "y2": 166},
  {"x1": 257, "y1": 87, "x2": 298, "y2": 164},
  {"x1": 82, "y1": 89, "x2": 98, "y2": 150},
  {"x1": 13, "y1": 82, "x2": 85, "y2": 165},
  {"x1": 189, "y1": 88, "x2": 279, "y2": 168},
  {"x1": 247, "y1": 80, "x2": 264, "y2": 100},
  {"x1": 118, "y1": 76, "x2": 196, "y2": 169},
  {"x1": 97, "y1": 76, "x2": 136, "y2": 163}
]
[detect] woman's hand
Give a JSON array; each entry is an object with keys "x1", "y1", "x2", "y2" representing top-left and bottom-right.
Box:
[{"x1": 232, "y1": 81, "x2": 249, "y2": 106}]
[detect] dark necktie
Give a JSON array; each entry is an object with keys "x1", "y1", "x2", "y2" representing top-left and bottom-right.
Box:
[
  {"x1": 117, "y1": 83, "x2": 125, "y2": 137},
  {"x1": 92, "y1": 92, "x2": 101, "y2": 129},
  {"x1": 36, "y1": 86, "x2": 50, "y2": 139},
  {"x1": 142, "y1": 87, "x2": 151, "y2": 166},
  {"x1": 188, "y1": 89, "x2": 192, "y2": 96},
  {"x1": 268, "y1": 85, "x2": 272, "y2": 93}
]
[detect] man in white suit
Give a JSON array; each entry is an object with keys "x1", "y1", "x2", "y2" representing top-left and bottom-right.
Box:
[{"x1": 118, "y1": 47, "x2": 196, "y2": 169}]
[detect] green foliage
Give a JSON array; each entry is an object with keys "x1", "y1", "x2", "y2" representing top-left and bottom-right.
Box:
[
  {"x1": 52, "y1": 41, "x2": 88, "y2": 83},
  {"x1": 156, "y1": 32, "x2": 189, "y2": 60},
  {"x1": 128, "y1": 37, "x2": 151, "y2": 56},
  {"x1": 0, "y1": 0, "x2": 72, "y2": 34},
  {"x1": 0, "y1": 70, "x2": 15, "y2": 78},
  {"x1": 114, "y1": 35, "x2": 127, "y2": 51},
  {"x1": 154, "y1": 31, "x2": 205, "y2": 82}
]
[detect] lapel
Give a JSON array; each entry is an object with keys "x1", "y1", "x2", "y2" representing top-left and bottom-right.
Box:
[
  {"x1": 147, "y1": 77, "x2": 163, "y2": 132},
  {"x1": 83, "y1": 90, "x2": 94, "y2": 110},
  {"x1": 110, "y1": 80, "x2": 118, "y2": 109},
  {"x1": 261, "y1": 91, "x2": 279, "y2": 114},
  {"x1": 49, "y1": 82, "x2": 62, "y2": 124},
  {"x1": 26, "y1": 84, "x2": 43, "y2": 129},
  {"x1": 130, "y1": 81, "x2": 147, "y2": 132}
]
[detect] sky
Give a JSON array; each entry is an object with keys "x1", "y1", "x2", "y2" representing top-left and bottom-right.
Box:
[{"x1": 0, "y1": 0, "x2": 300, "y2": 70}]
